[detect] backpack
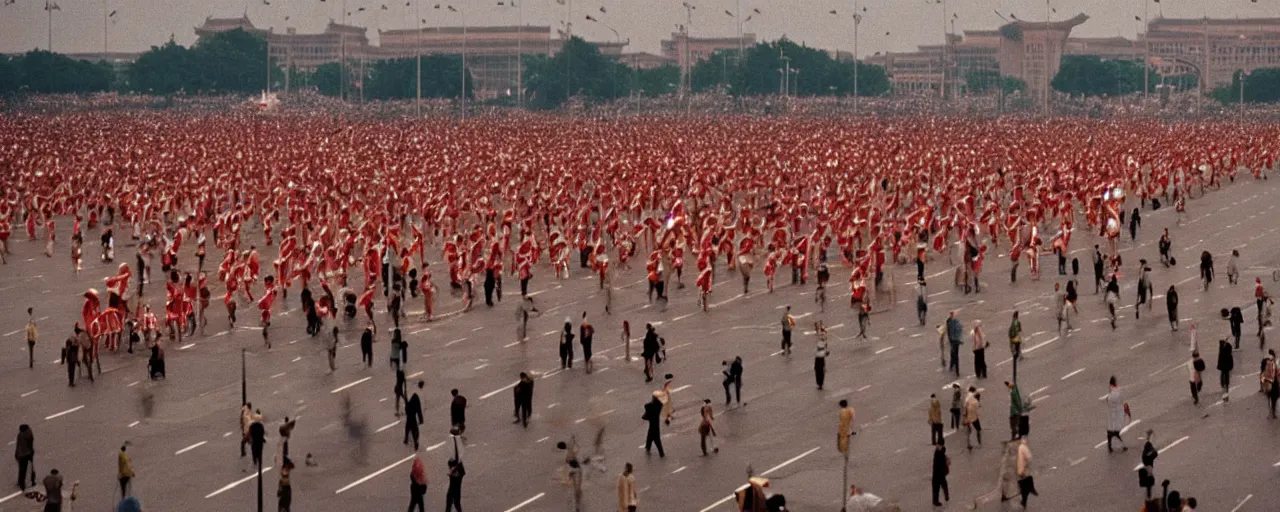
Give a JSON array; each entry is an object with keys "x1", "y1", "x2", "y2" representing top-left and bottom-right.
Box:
[{"x1": 1193, "y1": 358, "x2": 1206, "y2": 373}]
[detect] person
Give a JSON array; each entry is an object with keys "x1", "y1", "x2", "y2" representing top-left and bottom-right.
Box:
[
  {"x1": 249, "y1": 410, "x2": 267, "y2": 469},
  {"x1": 1129, "y1": 207, "x2": 1141, "y2": 241},
  {"x1": 444, "y1": 458, "x2": 463, "y2": 512},
  {"x1": 617, "y1": 462, "x2": 638, "y2": 512},
  {"x1": 360, "y1": 326, "x2": 374, "y2": 368},
  {"x1": 60, "y1": 337, "x2": 78, "y2": 387},
  {"x1": 1263, "y1": 351, "x2": 1279, "y2": 419},
  {"x1": 408, "y1": 455, "x2": 427, "y2": 512},
  {"x1": 642, "y1": 324, "x2": 659, "y2": 382},
  {"x1": 1166, "y1": 285, "x2": 1180, "y2": 331},
  {"x1": 962, "y1": 386, "x2": 981, "y2": 450},
  {"x1": 1007, "y1": 381, "x2": 1025, "y2": 441},
  {"x1": 1105, "y1": 275, "x2": 1121, "y2": 329},
  {"x1": 780, "y1": 306, "x2": 795, "y2": 356},
  {"x1": 1218, "y1": 338, "x2": 1234, "y2": 403},
  {"x1": 394, "y1": 368, "x2": 407, "y2": 416},
  {"x1": 1134, "y1": 260, "x2": 1152, "y2": 319},
  {"x1": 1227, "y1": 249, "x2": 1240, "y2": 285},
  {"x1": 328, "y1": 327, "x2": 339, "y2": 372},
  {"x1": 559, "y1": 319, "x2": 575, "y2": 370},
  {"x1": 1139, "y1": 430, "x2": 1158, "y2": 499},
  {"x1": 277, "y1": 456, "x2": 294, "y2": 512},
  {"x1": 405, "y1": 381, "x2": 424, "y2": 449},
  {"x1": 728, "y1": 357, "x2": 744, "y2": 406},
  {"x1": 1257, "y1": 278, "x2": 1269, "y2": 336},
  {"x1": 1008, "y1": 311, "x2": 1023, "y2": 361},
  {"x1": 1105, "y1": 376, "x2": 1131, "y2": 452},
  {"x1": 1189, "y1": 351, "x2": 1205, "y2": 405},
  {"x1": 928, "y1": 394, "x2": 943, "y2": 445},
  {"x1": 698, "y1": 399, "x2": 718, "y2": 456},
  {"x1": 946, "y1": 312, "x2": 963, "y2": 377},
  {"x1": 972, "y1": 320, "x2": 988, "y2": 379},
  {"x1": 1093, "y1": 245, "x2": 1105, "y2": 294},
  {"x1": 277, "y1": 416, "x2": 297, "y2": 459},
  {"x1": 25, "y1": 307, "x2": 37, "y2": 369},
  {"x1": 1054, "y1": 281, "x2": 1067, "y2": 331},
  {"x1": 1016, "y1": 439, "x2": 1036, "y2": 508},
  {"x1": 240, "y1": 403, "x2": 254, "y2": 457},
  {"x1": 916, "y1": 280, "x2": 928, "y2": 326},
  {"x1": 949, "y1": 383, "x2": 962, "y2": 430},
  {"x1": 931, "y1": 441, "x2": 950, "y2": 506},
  {"x1": 118, "y1": 444, "x2": 134, "y2": 498},
  {"x1": 450, "y1": 389, "x2": 467, "y2": 434},
  {"x1": 1199, "y1": 251, "x2": 1214, "y2": 291},
  {"x1": 813, "y1": 322, "x2": 828, "y2": 389},
  {"x1": 1229, "y1": 307, "x2": 1244, "y2": 349},
  {"x1": 838, "y1": 400, "x2": 856, "y2": 455},
  {"x1": 642, "y1": 393, "x2": 665, "y2": 458},
  {"x1": 15, "y1": 424, "x2": 34, "y2": 491},
  {"x1": 579, "y1": 312, "x2": 595, "y2": 374},
  {"x1": 1158, "y1": 230, "x2": 1172, "y2": 267},
  {"x1": 513, "y1": 372, "x2": 534, "y2": 427},
  {"x1": 42, "y1": 468, "x2": 63, "y2": 512}
]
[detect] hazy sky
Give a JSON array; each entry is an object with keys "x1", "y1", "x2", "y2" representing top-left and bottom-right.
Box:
[{"x1": 2, "y1": 0, "x2": 1276, "y2": 58}]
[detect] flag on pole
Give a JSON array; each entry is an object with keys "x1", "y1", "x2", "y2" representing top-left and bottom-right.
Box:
[{"x1": 45, "y1": 1, "x2": 61, "y2": 10}]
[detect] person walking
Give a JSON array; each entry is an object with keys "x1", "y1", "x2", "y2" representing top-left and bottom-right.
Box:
[
  {"x1": 1258, "y1": 278, "x2": 1270, "y2": 337},
  {"x1": 916, "y1": 280, "x2": 929, "y2": 326},
  {"x1": 407, "y1": 455, "x2": 427, "y2": 512},
  {"x1": 1135, "y1": 260, "x2": 1151, "y2": 319},
  {"x1": 359, "y1": 326, "x2": 374, "y2": 368},
  {"x1": 1218, "y1": 338, "x2": 1234, "y2": 403},
  {"x1": 1016, "y1": 439, "x2": 1037, "y2": 508},
  {"x1": 1139, "y1": 430, "x2": 1159, "y2": 499},
  {"x1": 1263, "y1": 351, "x2": 1279, "y2": 419},
  {"x1": 328, "y1": 327, "x2": 339, "y2": 372},
  {"x1": 1199, "y1": 251, "x2": 1214, "y2": 291},
  {"x1": 946, "y1": 312, "x2": 963, "y2": 377},
  {"x1": 15, "y1": 424, "x2": 34, "y2": 491},
  {"x1": 698, "y1": 399, "x2": 718, "y2": 456},
  {"x1": 1105, "y1": 376, "x2": 1131, "y2": 452},
  {"x1": 642, "y1": 324, "x2": 659, "y2": 382},
  {"x1": 972, "y1": 320, "x2": 988, "y2": 379},
  {"x1": 1054, "y1": 282, "x2": 1067, "y2": 332},
  {"x1": 579, "y1": 313, "x2": 595, "y2": 374},
  {"x1": 559, "y1": 319, "x2": 576, "y2": 370},
  {"x1": 249, "y1": 410, "x2": 267, "y2": 470},
  {"x1": 814, "y1": 322, "x2": 828, "y2": 390},
  {"x1": 780, "y1": 306, "x2": 795, "y2": 356},
  {"x1": 1093, "y1": 245, "x2": 1105, "y2": 294},
  {"x1": 1189, "y1": 351, "x2": 1205, "y2": 405},
  {"x1": 729, "y1": 357, "x2": 744, "y2": 406},
  {"x1": 1227, "y1": 250, "x2": 1240, "y2": 285},
  {"x1": 450, "y1": 389, "x2": 467, "y2": 434},
  {"x1": 617, "y1": 462, "x2": 638, "y2": 512},
  {"x1": 1229, "y1": 307, "x2": 1244, "y2": 349},
  {"x1": 1008, "y1": 311, "x2": 1023, "y2": 361},
  {"x1": 928, "y1": 394, "x2": 943, "y2": 445},
  {"x1": 1007, "y1": 381, "x2": 1025, "y2": 441},
  {"x1": 404, "y1": 381, "x2": 424, "y2": 450},
  {"x1": 838, "y1": 400, "x2": 856, "y2": 455},
  {"x1": 60, "y1": 337, "x2": 78, "y2": 387},
  {"x1": 25, "y1": 307, "x2": 37, "y2": 369},
  {"x1": 642, "y1": 393, "x2": 665, "y2": 458},
  {"x1": 930, "y1": 442, "x2": 950, "y2": 506},
  {"x1": 513, "y1": 372, "x2": 534, "y2": 428},
  {"x1": 1105, "y1": 275, "x2": 1121, "y2": 329},
  {"x1": 962, "y1": 387, "x2": 981, "y2": 450},
  {"x1": 444, "y1": 458, "x2": 463, "y2": 512},
  {"x1": 394, "y1": 368, "x2": 407, "y2": 417},
  {"x1": 278, "y1": 416, "x2": 296, "y2": 459},
  {"x1": 277, "y1": 456, "x2": 294, "y2": 512},
  {"x1": 949, "y1": 384, "x2": 962, "y2": 431},
  {"x1": 117, "y1": 444, "x2": 134, "y2": 498},
  {"x1": 42, "y1": 468, "x2": 63, "y2": 512},
  {"x1": 1167, "y1": 286, "x2": 1180, "y2": 331}
]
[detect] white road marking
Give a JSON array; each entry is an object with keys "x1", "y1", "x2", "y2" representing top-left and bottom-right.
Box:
[
  {"x1": 761, "y1": 446, "x2": 821, "y2": 476},
  {"x1": 206, "y1": 466, "x2": 273, "y2": 498},
  {"x1": 21, "y1": 389, "x2": 38, "y2": 397},
  {"x1": 673, "y1": 465, "x2": 688, "y2": 474},
  {"x1": 1231, "y1": 494, "x2": 1253, "y2": 512},
  {"x1": 334, "y1": 455, "x2": 414, "y2": 494},
  {"x1": 127, "y1": 381, "x2": 140, "y2": 387},
  {"x1": 175, "y1": 441, "x2": 208, "y2": 455},
  {"x1": 1024, "y1": 336, "x2": 1059, "y2": 354},
  {"x1": 270, "y1": 372, "x2": 287, "y2": 379},
  {"x1": 0, "y1": 491, "x2": 22, "y2": 503},
  {"x1": 44, "y1": 405, "x2": 84, "y2": 420},
  {"x1": 874, "y1": 346, "x2": 895, "y2": 354},
  {"x1": 427, "y1": 440, "x2": 446, "y2": 451},
  {"x1": 408, "y1": 371, "x2": 424, "y2": 379},
  {"x1": 1133, "y1": 436, "x2": 1189, "y2": 470},
  {"x1": 481, "y1": 380, "x2": 519, "y2": 400},
  {"x1": 291, "y1": 356, "x2": 302, "y2": 362},
  {"x1": 445, "y1": 337, "x2": 468, "y2": 347},
  {"x1": 376, "y1": 420, "x2": 402, "y2": 433},
  {"x1": 1029, "y1": 386, "x2": 1049, "y2": 397},
  {"x1": 330, "y1": 376, "x2": 372, "y2": 394},
  {"x1": 128, "y1": 421, "x2": 140, "y2": 428},
  {"x1": 474, "y1": 363, "x2": 490, "y2": 370},
  {"x1": 857, "y1": 385, "x2": 872, "y2": 392},
  {"x1": 709, "y1": 293, "x2": 745, "y2": 308},
  {"x1": 503, "y1": 341, "x2": 520, "y2": 348},
  {"x1": 1130, "y1": 342, "x2": 1145, "y2": 349},
  {"x1": 671, "y1": 384, "x2": 692, "y2": 393},
  {"x1": 672, "y1": 313, "x2": 696, "y2": 322},
  {"x1": 410, "y1": 326, "x2": 431, "y2": 335},
  {"x1": 1060, "y1": 368, "x2": 1087, "y2": 381},
  {"x1": 503, "y1": 492, "x2": 547, "y2": 512},
  {"x1": 472, "y1": 326, "x2": 484, "y2": 332}
]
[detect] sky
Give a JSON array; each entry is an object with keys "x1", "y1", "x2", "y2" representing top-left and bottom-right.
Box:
[{"x1": 1, "y1": 0, "x2": 1276, "y2": 58}]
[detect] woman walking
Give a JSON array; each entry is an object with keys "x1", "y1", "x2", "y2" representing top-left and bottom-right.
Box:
[
  {"x1": 1166, "y1": 286, "x2": 1180, "y2": 331},
  {"x1": 814, "y1": 321, "x2": 829, "y2": 389}
]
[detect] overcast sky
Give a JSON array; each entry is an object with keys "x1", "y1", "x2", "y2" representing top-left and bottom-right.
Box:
[{"x1": 1, "y1": 0, "x2": 1275, "y2": 58}]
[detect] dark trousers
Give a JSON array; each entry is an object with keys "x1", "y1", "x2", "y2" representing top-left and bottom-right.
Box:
[
  {"x1": 1190, "y1": 380, "x2": 1202, "y2": 404},
  {"x1": 559, "y1": 343, "x2": 574, "y2": 369},
  {"x1": 645, "y1": 430, "x2": 665, "y2": 457},
  {"x1": 949, "y1": 408, "x2": 960, "y2": 429},
  {"x1": 361, "y1": 344, "x2": 373, "y2": 367},
  {"x1": 734, "y1": 378, "x2": 743, "y2": 404},
  {"x1": 17, "y1": 456, "x2": 33, "y2": 489},
  {"x1": 949, "y1": 343, "x2": 961, "y2": 376},
  {"x1": 973, "y1": 348, "x2": 987, "y2": 378},
  {"x1": 1221, "y1": 370, "x2": 1231, "y2": 390},
  {"x1": 408, "y1": 484, "x2": 427, "y2": 512},
  {"x1": 814, "y1": 357, "x2": 826, "y2": 389},
  {"x1": 1018, "y1": 476, "x2": 1036, "y2": 507},
  {"x1": 405, "y1": 423, "x2": 420, "y2": 449},
  {"x1": 520, "y1": 277, "x2": 530, "y2": 296},
  {"x1": 483, "y1": 271, "x2": 495, "y2": 306},
  {"x1": 66, "y1": 362, "x2": 76, "y2": 386},
  {"x1": 781, "y1": 330, "x2": 791, "y2": 353},
  {"x1": 931, "y1": 477, "x2": 949, "y2": 504},
  {"x1": 119, "y1": 476, "x2": 130, "y2": 497},
  {"x1": 930, "y1": 423, "x2": 944, "y2": 445},
  {"x1": 445, "y1": 478, "x2": 462, "y2": 512},
  {"x1": 28, "y1": 341, "x2": 34, "y2": 368},
  {"x1": 723, "y1": 381, "x2": 732, "y2": 405}
]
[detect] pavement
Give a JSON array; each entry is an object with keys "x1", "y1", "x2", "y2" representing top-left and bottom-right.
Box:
[{"x1": 1, "y1": 176, "x2": 1279, "y2": 512}]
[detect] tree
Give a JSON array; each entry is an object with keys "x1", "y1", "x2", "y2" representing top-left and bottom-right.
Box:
[
  {"x1": 1212, "y1": 68, "x2": 1280, "y2": 103},
  {"x1": 0, "y1": 55, "x2": 24, "y2": 93},
  {"x1": 965, "y1": 70, "x2": 1026, "y2": 95},
  {"x1": 631, "y1": 65, "x2": 679, "y2": 97},
  {"x1": 365, "y1": 56, "x2": 472, "y2": 100},
  {"x1": 1052, "y1": 55, "x2": 1157, "y2": 97},
  {"x1": 307, "y1": 63, "x2": 346, "y2": 97},
  {"x1": 128, "y1": 40, "x2": 197, "y2": 94},
  {"x1": 715, "y1": 39, "x2": 888, "y2": 97},
  {"x1": 524, "y1": 36, "x2": 630, "y2": 108},
  {"x1": 127, "y1": 28, "x2": 280, "y2": 95},
  {"x1": 7, "y1": 50, "x2": 113, "y2": 94}
]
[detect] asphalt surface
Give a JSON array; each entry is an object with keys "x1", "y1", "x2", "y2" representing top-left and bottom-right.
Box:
[{"x1": 1, "y1": 176, "x2": 1279, "y2": 512}]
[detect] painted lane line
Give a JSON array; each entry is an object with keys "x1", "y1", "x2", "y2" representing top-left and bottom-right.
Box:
[
  {"x1": 857, "y1": 385, "x2": 872, "y2": 392},
  {"x1": 127, "y1": 381, "x2": 140, "y2": 387},
  {"x1": 673, "y1": 466, "x2": 687, "y2": 474},
  {"x1": 330, "y1": 376, "x2": 372, "y2": 394},
  {"x1": 1130, "y1": 342, "x2": 1145, "y2": 349},
  {"x1": 408, "y1": 371, "x2": 424, "y2": 379},
  {"x1": 474, "y1": 363, "x2": 490, "y2": 370},
  {"x1": 178, "y1": 343, "x2": 195, "y2": 350},
  {"x1": 270, "y1": 372, "x2": 287, "y2": 379},
  {"x1": 699, "y1": 447, "x2": 820, "y2": 512},
  {"x1": 1231, "y1": 494, "x2": 1253, "y2": 512},
  {"x1": 335, "y1": 454, "x2": 415, "y2": 494},
  {"x1": 44, "y1": 405, "x2": 84, "y2": 420},
  {"x1": 410, "y1": 327, "x2": 431, "y2": 335},
  {"x1": 481, "y1": 380, "x2": 519, "y2": 400},
  {"x1": 21, "y1": 389, "x2": 38, "y2": 398},
  {"x1": 128, "y1": 421, "x2": 140, "y2": 428},
  {"x1": 1060, "y1": 368, "x2": 1087, "y2": 381},
  {"x1": 761, "y1": 447, "x2": 821, "y2": 476},
  {"x1": 1029, "y1": 386, "x2": 1049, "y2": 397},
  {"x1": 503, "y1": 341, "x2": 520, "y2": 348},
  {"x1": 175, "y1": 441, "x2": 208, "y2": 455},
  {"x1": 206, "y1": 467, "x2": 273, "y2": 498},
  {"x1": 709, "y1": 293, "x2": 746, "y2": 308},
  {"x1": 1023, "y1": 336, "x2": 1059, "y2": 354},
  {"x1": 874, "y1": 346, "x2": 895, "y2": 355},
  {"x1": 427, "y1": 441, "x2": 446, "y2": 451},
  {"x1": 0, "y1": 491, "x2": 22, "y2": 503},
  {"x1": 1132, "y1": 436, "x2": 1189, "y2": 471},
  {"x1": 291, "y1": 356, "x2": 301, "y2": 362},
  {"x1": 671, "y1": 384, "x2": 693, "y2": 393},
  {"x1": 672, "y1": 313, "x2": 696, "y2": 322},
  {"x1": 376, "y1": 420, "x2": 402, "y2": 433},
  {"x1": 1094, "y1": 420, "x2": 1142, "y2": 449},
  {"x1": 445, "y1": 337, "x2": 468, "y2": 347},
  {"x1": 503, "y1": 492, "x2": 547, "y2": 512}
]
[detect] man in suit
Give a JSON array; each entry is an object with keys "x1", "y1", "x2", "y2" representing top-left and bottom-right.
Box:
[{"x1": 405, "y1": 380, "x2": 424, "y2": 450}]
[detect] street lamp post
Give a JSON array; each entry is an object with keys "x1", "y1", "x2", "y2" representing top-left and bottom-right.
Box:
[
  {"x1": 415, "y1": 0, "x2": 421, "y2": 116},
  {"x1": 1238, "y1": 70, "x2": 1248, "y2": 125}
]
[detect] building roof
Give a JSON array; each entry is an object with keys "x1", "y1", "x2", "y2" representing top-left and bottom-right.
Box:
[
  {"x1": 380, "y1": 25, "x2": 551, "y2": 36},
  {"x1": 1000, "y1": 13, "x2": 1089, "y2": 32},
  {"x1": 201, "y1": 16, "x2": 256, "y2": 28},
  {"x1": 325, "y1": 21, "x2": 367, "y2": 34},
  {"x1": 1150, "y1": 16, "x2": 1280, "y2": 27}
]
